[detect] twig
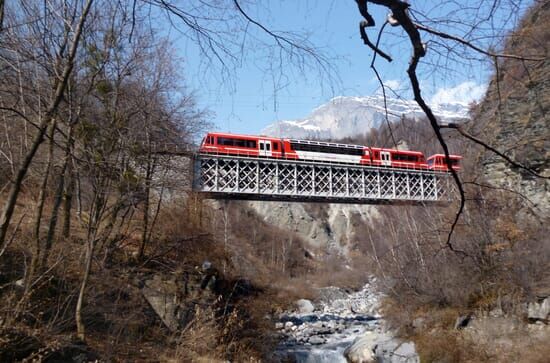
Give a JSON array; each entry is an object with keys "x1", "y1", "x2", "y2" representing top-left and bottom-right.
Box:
[
  {"x1": 357, "y1": 0, "x2": 467, "y2": 255},
  {"x1": 0, "y1": 213, "x2": 26, "y2": 258},
  {"x1": 415, "y1": 22, "x2": 546, "y2": 62},
  {"x1": 442, "y1": 123, "x2": 548, "y2": 179},
  {"x1": 370, "y1": 20, "x2": 397, "y2": 148},
  {"x1": 356, "y1": 0, "x2": 393, "y2": 62}
]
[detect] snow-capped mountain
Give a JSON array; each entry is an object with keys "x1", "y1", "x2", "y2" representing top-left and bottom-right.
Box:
[{"x1": 262, "y1": 95, "x2": 470, "y2": 139}]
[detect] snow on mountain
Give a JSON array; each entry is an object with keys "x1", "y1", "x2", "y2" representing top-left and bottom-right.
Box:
[{"x1": 262, "y1": 95, "x2": 470, "y2": 139}]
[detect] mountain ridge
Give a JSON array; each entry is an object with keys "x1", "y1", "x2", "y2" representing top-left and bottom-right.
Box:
[{"x1": 262, "y1": 95, "x2": 470, "y2": 139}]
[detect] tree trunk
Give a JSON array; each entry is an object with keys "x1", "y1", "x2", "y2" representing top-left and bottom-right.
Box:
[
  {"x1": 76, "y1": 237, "x2": 94, "y2": 341},
  {"x1": 27, "y1": 119, "x2": 56, "y2": 289},
  {"x1": 62, "y1": 163, "x2": 74, "y2": 238},
  {"x1": 138, "y1": 150, "x2": 155, "y2": 260},
  {"x1": 0, "y1": 0, "x2": 94, "y2": 248},
  {"x1": 40, "y1": 129, "x2": 72, "y2": 268},
  {"x1": 62, "y1": 125, "x2": 75, "y2": 238}
]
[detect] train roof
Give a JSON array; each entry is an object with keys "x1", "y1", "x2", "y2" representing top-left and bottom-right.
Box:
[
  {"x1": 205, "y1": 131, "x2": 280, "y2": 140},
  {"x1": 427, "y1": 154, "x2": 462, "y2": 159},
  {"x1": 370, "y1": 147, "x2": 425, "y2": 155}
]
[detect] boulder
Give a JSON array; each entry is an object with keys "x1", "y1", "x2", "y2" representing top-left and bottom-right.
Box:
[
  {"x1": 284, "y1": 321, "x2": 294, "y2": 330},
  {"x1": 141, "y1": 266, "x2": 220, "y2": 331},
  {"x1": 528, "y1": 297, "x2": 550, "y2": 322},
  {"x1": 307, "y1": 335, "x2": 326, "y2": 345},
  {"x1": 296, "y1": 299, "x2": 315, "y2": 314},
  {"x1": 374, "y1": 338, "x2": 420, "y2": 363},
  {"x1": 344, "y1": 332, "x2": 377, "y2": 363},
  {"x1": 141, "y1": 275, "x2": 181, "y2": 331}
]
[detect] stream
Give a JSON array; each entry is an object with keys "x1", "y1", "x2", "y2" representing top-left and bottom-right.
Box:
[{"x1": 274, "y1": 280, "x2": 419, "y2": 363}]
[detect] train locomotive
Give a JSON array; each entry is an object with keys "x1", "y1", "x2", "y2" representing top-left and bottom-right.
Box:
[{"x1": 199, "y1": 132, "x2": 461, "y2": 171}]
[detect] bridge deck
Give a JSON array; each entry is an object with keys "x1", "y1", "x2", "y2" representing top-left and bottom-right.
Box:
[{"x1": 192, "y1": 154, "x2": 454, "y2": 204}]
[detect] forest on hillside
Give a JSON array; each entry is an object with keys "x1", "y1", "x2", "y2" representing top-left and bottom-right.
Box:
[{"x1": 0, "y1": 1, "x2": 548, "y2": 362}]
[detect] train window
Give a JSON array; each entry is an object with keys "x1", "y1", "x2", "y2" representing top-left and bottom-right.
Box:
[
  {"x1": 392, "y1": 154, "x2": 419, "y2": 162},
  {"x1": 266, "y1": 143, "x2": 271, "y2": 151},
  {"x1": 217, "y1": 137, "x2": 256, "y2": 148},
  {"x1": 218, "y1": 137, "x2": 232, "y2": 146},
  {"x1": 375, "y1": 152, "x2": 379, "y2": 158},
  {"x1": 273, "y1": 143, "x2": 278, "y2": 151},
  {"x1": 290, "y1": 142, "x2": 363, "y2": 156},
  {"x1": 427, "y1": 159, "x2": 434, "y2": 166},
  {"x1": 260, "y1": 143, "x2": 264, "y2": 150}
]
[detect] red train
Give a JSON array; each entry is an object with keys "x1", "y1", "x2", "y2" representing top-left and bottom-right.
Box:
[{"x1": 199, "y1": 132, "x2": 461, "y2": 171}]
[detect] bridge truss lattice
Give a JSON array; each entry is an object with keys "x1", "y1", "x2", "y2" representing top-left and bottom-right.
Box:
[{"x1": 192, "y1": 154, "x2": 455, "y2": 204}]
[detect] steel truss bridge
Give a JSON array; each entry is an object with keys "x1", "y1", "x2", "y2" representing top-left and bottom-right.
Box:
[{"x1": 192, "y1": 154, "x2": 455, "y2": 204}]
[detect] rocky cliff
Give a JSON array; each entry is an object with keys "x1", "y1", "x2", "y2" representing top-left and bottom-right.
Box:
[
  {"x1": 248, "y1": 202, "x2": 380, "y2": 256},
  {"x1": 469, "y1": 1, "x2": 550, "y2": 217}
]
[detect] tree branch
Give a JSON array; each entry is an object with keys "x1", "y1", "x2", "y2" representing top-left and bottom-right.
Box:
[
  {"x1": 358, "y1": 0, "x2": 467, "y2": 255},
  {"x1": 356, "y1": 0, "x2": 393, "y2": 62},
  {"x1": 415, "y1": 22, "x2": 546, "y2": 62},
  {"x1": 442, "y1": 123, "x2": 549, "y2": 179}
]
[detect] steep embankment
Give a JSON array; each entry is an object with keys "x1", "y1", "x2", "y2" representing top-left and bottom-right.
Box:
[
  {"x1": 470, "y1": 1, "x2": 550, "y2": 216},
  {"x1": 248, "y1": 202, "x2": 379, "y2": 255}
]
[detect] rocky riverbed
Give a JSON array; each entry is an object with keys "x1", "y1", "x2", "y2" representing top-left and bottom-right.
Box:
[{"x1": 274, "y1": 280, "x2": 419, "y2": 363}]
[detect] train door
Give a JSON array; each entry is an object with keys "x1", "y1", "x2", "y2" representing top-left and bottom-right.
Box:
[
  {"x1": 259, "y1": 140, "x2": 272, "y2": 157},
  {"x1": 380, "y1": 151, "x2": 391, "y2": 166}
]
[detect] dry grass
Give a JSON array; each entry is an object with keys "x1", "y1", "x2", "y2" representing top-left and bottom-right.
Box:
[{"x1": 0, "y1": 190, "x2": 326, "y2": 361}]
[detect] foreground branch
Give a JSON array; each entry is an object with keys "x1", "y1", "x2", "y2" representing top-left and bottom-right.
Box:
[
  {"x1": 442, "y1": 123, "x2": 549, "y2": 179},
  {"x1": 356, "y1": 0, "x2": 467, "y2": 254},
  {"x1": 415, "y1": 23, "x2": 546, "y2": 62}
]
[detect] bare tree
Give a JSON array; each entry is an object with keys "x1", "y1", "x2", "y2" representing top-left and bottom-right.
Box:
[
  {"x1": 0, "y1": 0, "x2": 94, "y2": 248},
  {"x1": 353, "y1": 0, "x2": 547, "y2": 250}
]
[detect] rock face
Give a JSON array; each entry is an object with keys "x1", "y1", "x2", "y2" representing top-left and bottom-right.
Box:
[
  {"x1": 344, "y1": 333, "x2": 420, "y2": 363},
  {"x1": 248, "y1": 201, "x2": 380, "y2": 254},
  {"x1": 374, "y1": 339, "x2": 419, "y2": 363},
  {"x1": 470, "y1": 1, "x2": 550, "y2": 217},
  {"x1": 344, "y1": 333, "x2": 377, "y2": 363},
  {"x1": 528, "y1": 297, "x2": 550, "y2": 322},
  {"x1": 141, "y1": 264, "x2": 220, "y2": 331},
  {"x1": 296, "y1": 299, "x2": 315, "y2": 314}
]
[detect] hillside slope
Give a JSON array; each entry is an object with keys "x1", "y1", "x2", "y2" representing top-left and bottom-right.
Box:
[{"x1": 469, "y1": 1, "x2": 550, "y2": 216}]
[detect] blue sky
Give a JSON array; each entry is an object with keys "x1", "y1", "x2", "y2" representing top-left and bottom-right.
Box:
[{"x1": 171, "y1": 1, "x2": 531, "y2": 135}]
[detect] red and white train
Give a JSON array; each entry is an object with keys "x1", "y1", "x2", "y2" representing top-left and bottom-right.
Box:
[{"x1": 199, "y1": 132, "x2": 461, "y2": 171}]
